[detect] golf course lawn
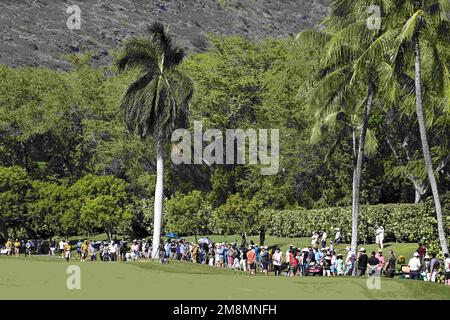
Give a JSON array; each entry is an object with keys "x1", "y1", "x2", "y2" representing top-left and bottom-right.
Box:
[{"x1": 0, "y1": 255, "x2": 449, "y2": 300}]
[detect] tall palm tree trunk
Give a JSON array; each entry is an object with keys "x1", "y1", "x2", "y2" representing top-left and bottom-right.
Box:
[
  {"x1": 413, "y1": 35, "x2": 448, "y2": 254},
  {"x1": 351, "y1": 81, "x2": 374, "y2": 275},
  {"x1": 151, "y1": 139, "x2": 164, "y2": 259}
]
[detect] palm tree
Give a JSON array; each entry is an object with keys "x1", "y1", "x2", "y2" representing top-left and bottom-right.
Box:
[
  {"x1": 300, "y1": 1, "x2": 385, "y2": 264},
  {"x1": 116, "y1": 22, "x2": 194, "y2": 258},
  {"x1": 384, "y1": 0, "x2": 449, "y2": 253}
]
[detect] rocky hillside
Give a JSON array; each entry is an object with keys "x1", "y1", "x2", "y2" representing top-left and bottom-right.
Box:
[{"x1": 0, "y1": 0, "x2": 330, "y2": 70}]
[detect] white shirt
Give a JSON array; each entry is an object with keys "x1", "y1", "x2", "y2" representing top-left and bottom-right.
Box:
[
  {"x1": 335, "y1": 231, "x2": 341, "y2": 240},
  {"x1": 444, "y1": 257, "x2": 450, "y2": 272},
  {"x1": 109, "y1": 244, "x2": 117, "y2": 253},
  {"x1": 376, "y1": 227, "x2": 384, "y2": 238},
  {"x1": 273, "y1": 252, "x2": 282, "y2": 266},
  {"x1": 408, "y1": 257, "x2": 421, "y2": 271},
  {"x1": 59, "y1": 241, "x2": 65, "y2": 249},
  {"x1": 321, "y1": 232, "x2": 327, "y2": 241}
]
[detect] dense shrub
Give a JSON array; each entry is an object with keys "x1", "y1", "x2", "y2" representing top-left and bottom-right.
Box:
[{"x1": 263, "y1": 194, "x2": 450, "y2": 243}]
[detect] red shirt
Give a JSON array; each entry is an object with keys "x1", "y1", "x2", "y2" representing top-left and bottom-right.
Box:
[
  {"x1": 247, "y1": 250, "x2": 256, "y2": 264},
  {"x1": 289, "y1": 253, "x2": 298, "y2": 266}
]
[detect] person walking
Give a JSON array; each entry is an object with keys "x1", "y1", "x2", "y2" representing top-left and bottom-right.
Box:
[{"x1": 408, "y1": 252, "x2": 421, "y2": 280}]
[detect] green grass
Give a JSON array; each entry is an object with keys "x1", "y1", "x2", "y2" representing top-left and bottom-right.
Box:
[{"x1": 0, "y1": 236, "x2": 449, "y2": 300}]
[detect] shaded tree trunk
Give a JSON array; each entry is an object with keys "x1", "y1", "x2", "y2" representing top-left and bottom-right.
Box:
[
  {"x1": 351, "y1": 81, "x2": 374, "y2": 275},
  {"x1": 151, "y1": 139, "x2": 164, "y2": 259},
  {"x1": 413, "y1": 35, "x2": 448, "y2": 254}
]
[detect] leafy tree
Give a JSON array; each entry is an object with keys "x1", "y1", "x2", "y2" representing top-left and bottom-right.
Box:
[
  {"x1": 0, "y1": 166, "x2": 31, "y2": 240},
  {"x1": 80, "y1": 195, "x2": 131, "y2": 239},
  {"x1": 165, "y1": 190, "x2": 210, "y2": 241}
]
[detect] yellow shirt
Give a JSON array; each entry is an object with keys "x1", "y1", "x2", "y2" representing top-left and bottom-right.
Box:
[
  {"x1": 65, "y1": 244, "x2": 71, "y2": 251},
  {"x1": 81, "y1": 243, "x2": 88, "y2": 253},
  {"x1": 6, "y1": 241, "x2": 11, "y2": 249},
  {"x1": 14, "y1": 241, "x2": 20, "y2": 248}
]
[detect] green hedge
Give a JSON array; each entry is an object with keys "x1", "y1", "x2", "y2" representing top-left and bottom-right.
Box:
[{"x1": 263, "y1": 194, "x2": 450, "y2": 243}]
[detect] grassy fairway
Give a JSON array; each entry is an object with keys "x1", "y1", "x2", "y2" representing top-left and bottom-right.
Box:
[{"x1": 0, "y1": 255, "x2": 449, "y2": 300}]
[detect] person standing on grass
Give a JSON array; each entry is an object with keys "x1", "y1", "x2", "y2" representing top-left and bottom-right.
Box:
[
  {"x1": 323, "y1": 255, "x2": 332, "y2": 276},
  {"x1": 272, "y1": 247, "x2": 282, "y2": 276},
  {"x1": 110, "y1": 241, "x2": 118, "y2": 261},
  {"x1": 5, "y1": 239, "x2": 11, "y2": 256},
  {"x1": 334, "y1": 228, "x2": 341, "y2": 246},
  {"x1": 247, "y1": 245, "x2": 256, "y2": 275},
  {"x1": 375, "y1": 225, "x2": 385, "y2": 249},
  {"x1": 336, "y1": 254, "x2": 345, "y2": 276},
  {"x1": 288, "y1": 249, "x2": 297, "y2": 276},
  {"x1": 408, "y1": 252, "x2": 421, "y2": 280},
  {"x1": 384, "y1": 250, "x2": 396, "y2": 278},
  {"x1": 25, "y1": 240, "x2": 32, "y2": 258},
  {"x1": 356, "y1": 248, "x2": 368, "y2": 276},
  {"x1": 375, "y1": 250, "x2": 385, "y2": 272},
  {"x1": 417, "y1": 241, "x2": 427, "y2": 263},
  {"x1": 330, "y1": 251, "x2": 336, "y2": 276},
  {"x1": 311, "y1": 232, "x2": 318, "y2": 248},
  {"x1": 88, "y1": 241, "x2": 96, "y2": 261},
  {"x1": 367, "y1": 251, "x2": 380, "y2": 276},
  {"x1": 260, "y1": 246, "x2": 269, "y2": 276},
  {"x1": 321, "y1": 231, "x2": 327, "y2": 249},
  {"x1": 296, "y1": 249, "x2": 303, "y2": 276},
  {"x1": 14, "y1": 239, "x2": 20, "y2": 257},
  {"x1": 444, "y1": 253, "x2": 450, "y2": 286},
  {"x1": 345, "y1": 247, "x2": 355, "y2": 275},
  {"x1": 64, "y1": 241, "x2": 71, "y2": 262},
  {"x1": 49, "y1": 238, "x2": 56, "y2": 256},
  {"x1": 59, "y1": 239, "x2": 65, "y2": 259},
  {"x1": 240, "y1": 245, "x2": 248, "y2": 272},
  {"x1": 259, "y1": 229, "x2": 265, "y2": 247},
  {"x1": 81, "y1": 240, "x2": 88, "y2": 262},
  {"x1": 427, "y1": 253, "x2": 440, "y2": 282},
  {"x1": 76, "y1": 239, "x2": 82, "y2": 260}
]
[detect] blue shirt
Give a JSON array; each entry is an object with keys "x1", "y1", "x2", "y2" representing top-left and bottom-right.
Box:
[{"x1": 315, "y1": 251, "x2": 323, "y2": 261}]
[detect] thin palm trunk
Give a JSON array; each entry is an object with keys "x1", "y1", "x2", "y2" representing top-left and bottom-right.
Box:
[
  {"x1": 413, "y1": 35, "x2": 448, "y2": 254},
  {"x1": 351, "y1": 81, "x2": 374, "y2": 275},
  {"x1": 151, "y1": 139, "x2": 164, "y2": 259}
]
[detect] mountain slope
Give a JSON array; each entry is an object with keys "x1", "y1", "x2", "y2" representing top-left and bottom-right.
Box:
[{"x1": 0, "y1": 0, "x2": 330, "y2": 69}]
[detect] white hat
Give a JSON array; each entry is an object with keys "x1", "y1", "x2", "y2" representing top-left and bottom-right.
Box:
[
  {"x1": 359, "y1": 247, "x2": 366, "y2": 252},
  {"x1": 413, "y1": 252, "x2": 419, "y2": 257}
]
